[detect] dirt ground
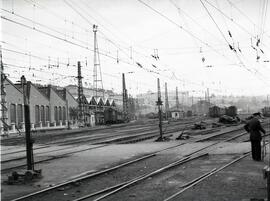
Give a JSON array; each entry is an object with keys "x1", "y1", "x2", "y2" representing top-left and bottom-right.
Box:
[{"x1": 1, "y1": 140, "x2": 269, "y2": 201}]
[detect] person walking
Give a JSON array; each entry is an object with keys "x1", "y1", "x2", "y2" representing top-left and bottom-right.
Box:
[{"x1": 244, "y1": 112, "x2": 266, "y2": 161}]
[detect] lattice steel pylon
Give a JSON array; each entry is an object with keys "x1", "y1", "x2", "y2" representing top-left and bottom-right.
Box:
[
  {"x1": 156, "y1": 78, "x2": 163, "y2": 140},
  {"x1": 176, "y1": 87, "x2": 180, "y2": 110},
  {"x1": 0, "y1": 45, "x2": 9, "y2": 136},
  {"x1": 122, "y1": 73, "x2": 129, "y2": 122},
  {"x1": 93, "y1": 25, "x2": 104, "y2": 99},
  {"x1": 77, "y1": 61, "x2": 84, "y2": 126},
  {"x1": 165, "y1": 82, "x2": 169, "y2": 119}
]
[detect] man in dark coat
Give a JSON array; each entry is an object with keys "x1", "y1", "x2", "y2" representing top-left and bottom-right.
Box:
[{"x1": 244, "y1": 112, "x2": 266, "y2": 161}]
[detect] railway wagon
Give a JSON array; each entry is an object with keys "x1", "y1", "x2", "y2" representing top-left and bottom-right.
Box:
[
  {"x1": 116, "y1": 111, "x2": 125, "y2": 123},
  {"x1": 209, "y1": 106, "x2": 225, "y2": 118},
  {"x1": 186, "y1": 110, "x2": 192, "y2": 117},
  {"x1": 104, "y1": 107, "x2": 117, "y2": 124},
  {"x1": 104, "y1": 108, "x2": 125, "y2": 124},
  {"x1": 225, "y1": 106, "x2": 237, "y2": 117},
  {"x1": 262, "y1": 107, "x2": 270, "y2": 117}
]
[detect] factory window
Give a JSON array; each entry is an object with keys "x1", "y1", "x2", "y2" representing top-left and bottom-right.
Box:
[
  {"x1": 40, "y1": 105, "x2": 45, "y2": 125},
  {"x1": 63, "y1": 107, "x2": 66, "y2": 121},
  {"x1": 17, "y1": 104, "x2": 23, "y2": 123},
  {"x1": 35, "y1": 105, "x2": 40, "y2": 123},
  {"x1": 45, "y1": 106, "x2": 50, "y2": 122},
  {"x1": 54, "y1": 106, "x2": 58, "y2": 123},
  {"x1": 10, "y1": 104, "x2": 16, "y2": 123},
  {"x1": 59, "y1": 106, "x2": 62, "y2": 121}
]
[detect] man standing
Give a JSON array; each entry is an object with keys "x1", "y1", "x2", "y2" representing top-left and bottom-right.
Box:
[{"x1": 244, "y1": 112, "x2": 266, "y2": 161}]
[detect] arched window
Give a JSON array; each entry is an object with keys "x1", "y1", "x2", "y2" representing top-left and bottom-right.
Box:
[
  {"x1": 46, "y1": 106, "x2": 50, "y2": 122},
  {"x1": 40, "y1": 106, "x2": 45, "y2": 125},
  {"x1": 10, "y1": 104, "x2": 16, "y2": 123},
  {"x1": 59, "y1": 106, "x2": 62, "y2": 121},
  {"x1": 35, "y1": 105, "x2": 40, "y2": 123},
  {"x1": 63, "y1": 107, "x2": 66, "y2": 121},
  {"x1": 17, "y1": 104, "x2": 23, "y2": 123},
  {"x1": 54, "y1": 106, "x2": 58, "y2": 122}
]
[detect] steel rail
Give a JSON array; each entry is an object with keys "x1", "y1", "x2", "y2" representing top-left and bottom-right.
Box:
[
  {"x1": 92, "y1": 154, "x2": 208, "y2": 201},
  {"x1": 87, "y1": 131, "x2": 249, "y2": 201},
  {"x1": 73, "y1": 129, "x2": 251, "y2": 201},
  {"x1": 163, "y1": 152, "x2": 251, "y2": 201},
  {"x1": 2, "y1": 124, "x2": 244, "y2": 172},
  {"x1": 9, "y1": 124, "x2": 246, "y2": 200},
  {"x1": 1, "y1": 120, "x2": 187, "y2": 155},
  {"x1": 10, "y1": 137, "x2": 197, "y2": 201},
  {"x1": 10, "y1": 153, "x2": 157, "y2": 201},
  {"x1": 1, "y1": 125, "x2": 183, "y2": 169}
]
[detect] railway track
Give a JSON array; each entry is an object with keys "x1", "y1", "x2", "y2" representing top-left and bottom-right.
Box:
[
  {"x1": 1, "y1": 121, "x2": 199, "y2": 172},
  {"x1": 1, "y1": 118, "x2": 200, "y2": 147},
  {"x1": 7, "y1": 125, "x2": 250, "y2": 201},
  {"x1": 2, "y1": 119, "x2": 194, "y2": 154}
]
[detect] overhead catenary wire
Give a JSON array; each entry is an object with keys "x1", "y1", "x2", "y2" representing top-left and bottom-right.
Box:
[
  {"x1": 136, "y1": 0, "x2": 231, "y2": 61},
  {"x1": 137, "y1": 0, "x2": 270, "y2": 89},
  {"x1": 199, "y1": 0, "x2": 270, "y2": 86},
  {"x1": 3, "y1": 1, "x2": 269, "y2": 96},
  {"x1": 3, "y1": 0, "x2": 222, "y2": 92}
]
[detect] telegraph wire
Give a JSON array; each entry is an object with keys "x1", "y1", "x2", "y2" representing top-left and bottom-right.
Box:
[
  {"x1": 24, "y1": 0, "x2": 91, "y2": 35},
  {"x1": 63, "y1": 0, "x2": 137, "y2": 66},
  {"x1": 1, "y1": 16, "x2": 140, "y2": 68},
  {"x1": 4, "y1": 1, "x2": 266, "y2": 94},
  {"x1": 64, "y1": 0, "x2": 185, "y2": 79},
  {"x1": 136, "y1": 0, "x2": 237, "y2": 63},
  {"x1": 200, "y1": 0, "x2": 230, "y2": 46},
  {"x1": 200, "y1": 0, "x2": 270, "y2": 86},
  {"x1": 1, "y1": 8, "x2": 91, "y2": 48}
]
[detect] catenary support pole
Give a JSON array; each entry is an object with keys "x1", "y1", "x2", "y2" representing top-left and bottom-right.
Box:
[
  {"x1": 21, "y1": 76, "x2": 34, "y2": 170},
  {"x1": 156, "y1": 78, "x2": 163, "y2": 141}
]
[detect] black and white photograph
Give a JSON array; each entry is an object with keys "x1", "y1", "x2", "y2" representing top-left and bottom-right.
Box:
[{"x1": 1, "y1": 0, "x2": 270, "y2": 200}]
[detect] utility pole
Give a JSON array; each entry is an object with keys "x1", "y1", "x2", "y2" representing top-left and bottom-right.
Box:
[
  {"x1": 122, "y1": 73, "x2": 128, "y2": 122},
  {"x1": 165, "y1": 82, "x2": 169, "y2": 120},
  {"x1": 207, "y1": 88, "x2": 210, "y2": 106},
  {"x1": 176, "y1": 87, "x2": 179, "y2": 110},
  {"x1": 21, "y1": 76, "x2": 34, "y2": 171},
  {"x1": 93, "y1": 24, "x2": 104, "y2": 99},
  {"x1": 156, "y1": 78, "x2": 163, "y2": 141},
  {"x1": 77, "y1": 61, "x2": 84, "y2": 126},
  {"x1": 0, "y1": 45, "x2": 9, "y2": 136},
  {"x1": 191, "y1": 95, "x2": 194, "y2": 113}
]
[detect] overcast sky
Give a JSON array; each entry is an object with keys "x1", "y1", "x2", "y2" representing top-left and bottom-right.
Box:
[{"x1": 1, "y1": 0, "x2": 270, "y2": 96}]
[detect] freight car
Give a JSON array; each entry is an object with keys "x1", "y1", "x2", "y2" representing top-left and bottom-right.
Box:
[
  {"x1": 104, "y1": 108, "x2": 124, "y2": 124},
  {"x1": 262, "y1": 107, "x2": 270, "y2": 117},
  {"x1": 225, "y1": 106, "x2": 237, "y2": 117},
  {"x1": 209, "y1": 106, "x2": 225, "y2": 118},
  {"x1": 186, "y1": 110, "x2": 192, "y2": 117}
]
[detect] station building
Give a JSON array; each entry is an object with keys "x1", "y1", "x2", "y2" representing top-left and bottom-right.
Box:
[
  {"x1": 38, "y1": 85, "x2": 67, "y2": 127},
  {"x1": 1, "y1": 78, "x2": 118, "y2": 134},
  {"x1": 4, "y1": 78, "x2": 24, "y2": 131}
]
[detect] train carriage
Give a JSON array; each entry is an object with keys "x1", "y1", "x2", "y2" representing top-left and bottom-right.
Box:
[
  {"x1": 262, "y1": 107, "x2": 270, "y2": 117},
  {"x1": 225, "y1": 106, "x2": 237, "y2": 117},
  {"x1": 104, "y1": 107, "x2": 124, "y2": 124}
]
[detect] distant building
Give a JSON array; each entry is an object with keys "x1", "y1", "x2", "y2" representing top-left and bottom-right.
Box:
[
  {"x1": 56, "y1": 88, "x2": 78, "y2": 122},
  {"x1": 4, "y1": 78, "x2": 24, "y2": 130},
  {"x1": 170, "y1": 110, "x2": 184, "y2": 119},
  {"x1": 1, "y1": 78, "x2": 124, "y2": 134},
  {"x1": 38, "y1": 85, "x2": 67, "y2": 126}
]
